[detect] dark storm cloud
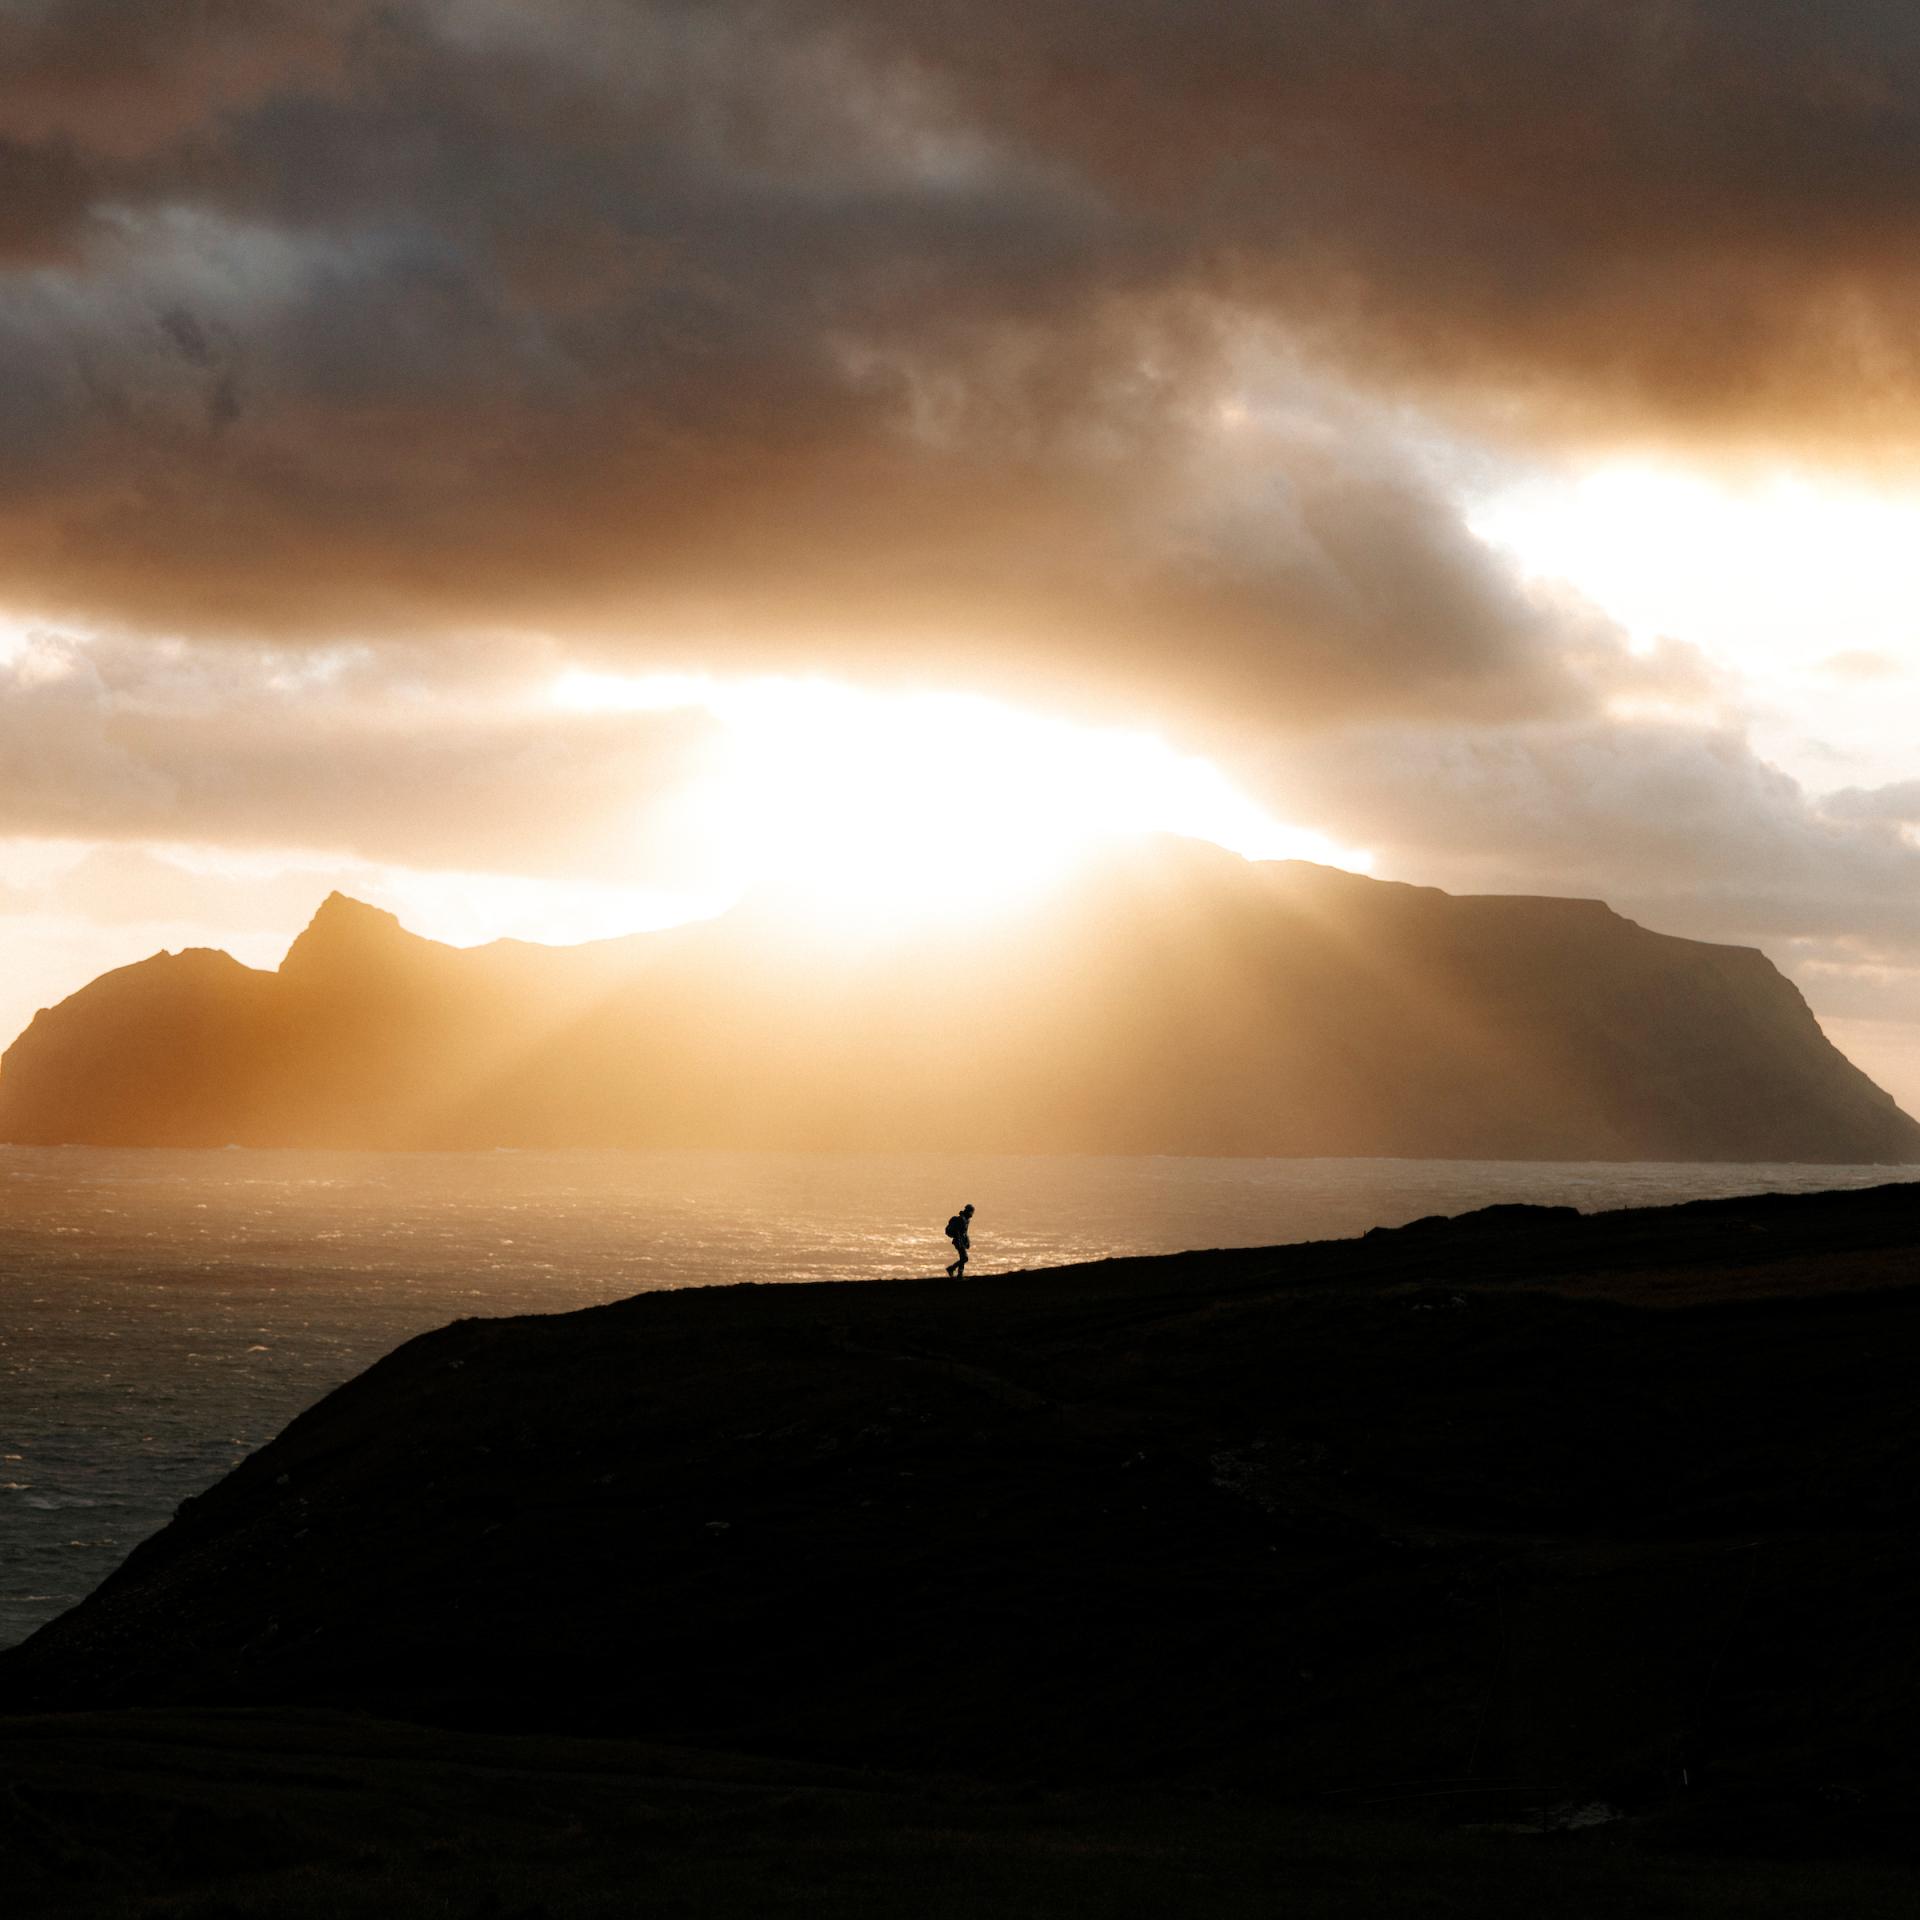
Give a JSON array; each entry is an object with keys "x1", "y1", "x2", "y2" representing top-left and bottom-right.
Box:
[
  {"x1": 0, "y1": 2, "x2": 357, "y2": 146},
  {"x1": 7, "y1": 1, "x2": 1920, "y2": 703},
  {"x1": 826, "y1": 0, "x2": 1920, "y2": 436},
  {"x1": 0, "y1": 133, "x2": 94, "y2": 261}
]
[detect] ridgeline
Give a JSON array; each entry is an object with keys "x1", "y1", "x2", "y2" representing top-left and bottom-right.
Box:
[{"x1": 4, "y1": 838, "x2": 1916, "y2": 1160}]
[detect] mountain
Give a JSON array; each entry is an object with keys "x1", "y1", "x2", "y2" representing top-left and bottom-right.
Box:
[
  {"x1": 2, "y1": 837, "x2": 1915, "y2": 1159},
  {"x1": 9, "y1": 1183, "x2": 1920, "y2": 1832}
]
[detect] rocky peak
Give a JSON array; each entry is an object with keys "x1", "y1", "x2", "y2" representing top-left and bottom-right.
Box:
[{"x1": 277, "y1": 894, "x2": 423, "y2": 980}]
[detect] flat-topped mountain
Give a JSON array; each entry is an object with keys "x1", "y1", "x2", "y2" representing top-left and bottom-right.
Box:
[{"x1": 2, "y1": 837, "x2": 1915, "y2": 1159}]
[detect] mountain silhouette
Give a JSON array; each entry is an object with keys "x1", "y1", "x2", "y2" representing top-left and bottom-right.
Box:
[{"x1": 2, "y1": 837, "x2": 1915, "y2": 1160}]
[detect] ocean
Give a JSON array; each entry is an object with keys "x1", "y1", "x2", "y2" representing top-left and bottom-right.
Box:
[{"x1": 2, "y1": 1146, "x2": 1911, "y2": 1650}]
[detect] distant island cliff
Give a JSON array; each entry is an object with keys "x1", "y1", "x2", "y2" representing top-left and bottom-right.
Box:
[{"x1": 2, "y1": 837, "x2": 1915, "y2": 1161}]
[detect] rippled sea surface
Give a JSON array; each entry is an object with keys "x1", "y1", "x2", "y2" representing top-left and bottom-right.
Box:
[{"x1": 2, "y1": 1146, "x2": 1912, "y2": 1649}]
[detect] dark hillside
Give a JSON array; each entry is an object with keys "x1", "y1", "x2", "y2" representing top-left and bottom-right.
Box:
[{"x1": 10, "y1": 1182, "x2": 1920, "y2": 1830}]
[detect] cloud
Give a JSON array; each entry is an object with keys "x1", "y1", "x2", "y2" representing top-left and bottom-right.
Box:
[
  {"x1": 0, "y1": 133, "x2": 94, "y2": 262},
  {"x1": 3, "y1": 1, "x2": 1918, "y2": 715},
  {"x1": 1824, "y1": 778, "x2": 1920, "y2": 825},
  {"x1": 0, "y1": 629, "x2": 725, "y2": 887},
  {"x1": 0, "y1": 3, "x2": 359, "y2": 155},
  {"x1": 828, "y1": 0, "x2": 1920, "y2": 441},
  {"x1": 1275, "y1": 714, "x2": 1920, "y2": 967},
  {"x1": 1821, "y1": 650, "x2": 1904, "y2": 682}
]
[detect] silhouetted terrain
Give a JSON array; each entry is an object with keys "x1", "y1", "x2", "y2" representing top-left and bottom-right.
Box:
[
  {"x1": 6, "y1": 1187, "x2": 1920, "y2": 1775},
  {"x1": 11, "y1": 1183, "x2": 1920, "y2": 1911},
  {"x1": 3, "y1": 838, "x2": 1915, "y2": 1160}
]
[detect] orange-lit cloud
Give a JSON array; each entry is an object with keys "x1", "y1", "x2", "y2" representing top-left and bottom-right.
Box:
[
  {"x1": 10, "y1": 3, "x2": 1920, "y2": 1108},
  {"x1": 6, "y1": 2, "x2": 1920, "y2": 664}
]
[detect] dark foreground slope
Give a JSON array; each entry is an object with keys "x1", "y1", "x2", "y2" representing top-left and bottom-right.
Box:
[
  {"x1": 4, "y1": 837, "x2": 1916, "y2": 1159},
  {"x1": 12, "y1": 1187, "x2": 1920, "y2": 1913},
  {"x1": 10, "y1": 1186, "x2": 1920, "y2": 1832}
]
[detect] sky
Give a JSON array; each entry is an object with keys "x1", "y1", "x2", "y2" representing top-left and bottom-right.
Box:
[{"x1": 6, "y1": 1, "x2": 1920, "y2": 1113}]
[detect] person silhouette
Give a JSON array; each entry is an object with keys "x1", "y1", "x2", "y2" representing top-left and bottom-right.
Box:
[{"x1": 944, "y1": 1203, "x2": 975, "y2": 1277}]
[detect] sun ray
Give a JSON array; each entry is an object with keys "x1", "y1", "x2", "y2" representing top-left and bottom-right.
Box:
[{"x1": 552, "y1": 670, "x2": 1369, "y2": 932}]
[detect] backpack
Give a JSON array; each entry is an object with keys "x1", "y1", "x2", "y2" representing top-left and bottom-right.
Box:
[{"x1": 945, "y1": 1214, "x2": 966, "y2": 1241}]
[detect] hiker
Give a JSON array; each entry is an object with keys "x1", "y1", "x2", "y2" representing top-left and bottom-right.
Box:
[{"x1": 944, "y1": 1203, "x2": 975, "y2": 1277}]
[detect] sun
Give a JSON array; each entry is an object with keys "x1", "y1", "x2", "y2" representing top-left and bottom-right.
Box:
[{"x1": 553, "y1": 670, "x2": 1368, "y2": 930}]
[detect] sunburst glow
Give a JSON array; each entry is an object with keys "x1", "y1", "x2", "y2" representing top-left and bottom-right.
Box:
[
  {"x1": 1472, "y1": 465, "x2": 1920, "y2": 663},
  {"x1": 1470, "y1": 463, "x2": 1920, "y2": 787},
  {"x1": 553, "y1": 670, "x2": 1368, "y2": 926}
]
